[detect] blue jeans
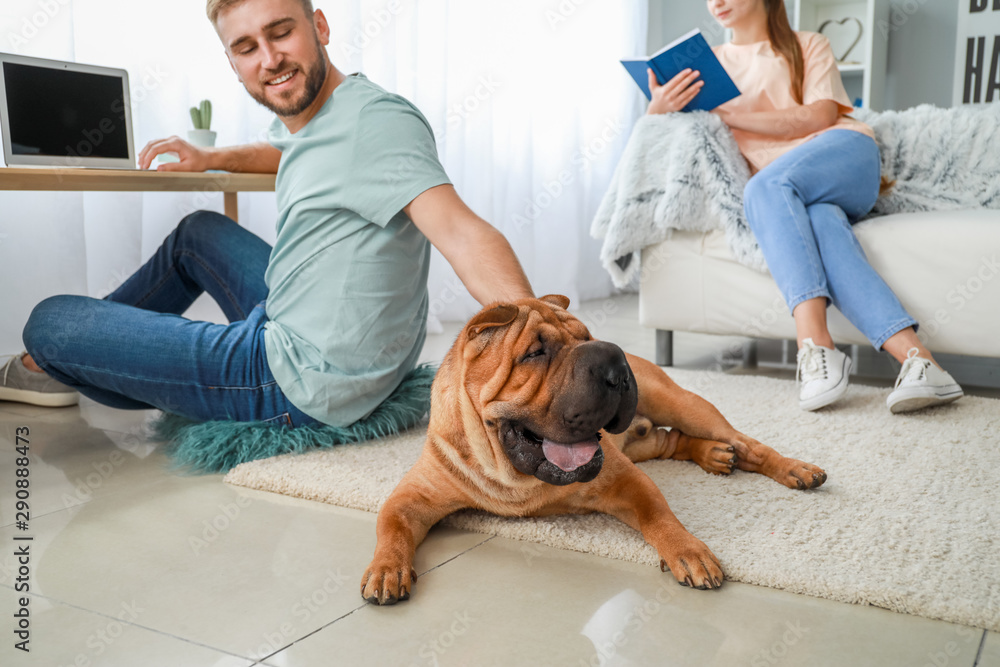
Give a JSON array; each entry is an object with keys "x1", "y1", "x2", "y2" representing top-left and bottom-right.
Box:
[
  {"x1": 743, "y1": 129, "x2": 917, "y2": 350},
  {"x1": 22, "y1": 211, "x2": 317, "y2": 426}
]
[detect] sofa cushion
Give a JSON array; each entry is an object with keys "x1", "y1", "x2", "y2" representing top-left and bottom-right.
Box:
[{"x1": 639, "y1": 210, "x2": 1000, "y2": 357}]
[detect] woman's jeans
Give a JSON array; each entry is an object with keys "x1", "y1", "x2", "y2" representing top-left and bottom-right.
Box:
[
  {"x1": 743, "y1": 129, "x2": 917, "y2": 350},
  {"x1": 23, "y1": 211, "x2": 316, "y2": 426}
]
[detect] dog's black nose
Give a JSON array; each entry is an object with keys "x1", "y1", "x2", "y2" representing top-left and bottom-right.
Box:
[
  {"x1": 603, "y1": 360, "x2": 629, "y2": 389},
  {"x1": 555, "y1": 340, "x2": 638, "y2": 438},
  {"x1": 577, "y1": 341, "x2": 630, "y2": 392}
]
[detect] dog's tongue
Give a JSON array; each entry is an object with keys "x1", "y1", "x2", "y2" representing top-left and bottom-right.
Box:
[{"x1": 541, "y1": 438, "x2": 600, "y2": 472}]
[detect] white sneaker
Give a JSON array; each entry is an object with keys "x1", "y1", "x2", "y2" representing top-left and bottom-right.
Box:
[
  {"x1": 796, "y1": 338, "x2": 851, "y2": 411},
  {"x1": 0, "y1": 353, "x2": 79, "y2": 408},
  {"x1": 887, "y1": 348, "x2": 963, "y2": 414}
]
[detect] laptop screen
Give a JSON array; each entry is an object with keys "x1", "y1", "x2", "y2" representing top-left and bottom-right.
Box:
[{"x1": 2, "y1": 61, "x2": 129, "y2": 160}]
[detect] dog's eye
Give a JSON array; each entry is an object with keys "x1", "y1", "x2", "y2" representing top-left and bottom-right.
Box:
[{"x1": 522, "y1": 348, "x2": 545, "y2": 361}]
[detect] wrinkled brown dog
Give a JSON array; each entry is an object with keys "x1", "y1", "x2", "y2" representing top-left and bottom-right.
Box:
[{"x1": 361, "y1": 295, "x2": 826, "y2": 605}]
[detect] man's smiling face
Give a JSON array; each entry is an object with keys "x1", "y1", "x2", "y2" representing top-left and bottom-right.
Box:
[{"x1": 216, "y1": 0, "x2": 329, "y2": 119}]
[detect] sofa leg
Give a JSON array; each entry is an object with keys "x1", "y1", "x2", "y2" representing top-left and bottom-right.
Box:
[
  {"x1": 655, "y1": 330, "x2": 674, "y2": 367},
  {"x1": 742, "y1": 339, "x2": 758, "y2": 369}
]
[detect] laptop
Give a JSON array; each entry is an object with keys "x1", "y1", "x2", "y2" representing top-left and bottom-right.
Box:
[{"x1": 0, "y1": 52, "x2": 136, "y2": 169}]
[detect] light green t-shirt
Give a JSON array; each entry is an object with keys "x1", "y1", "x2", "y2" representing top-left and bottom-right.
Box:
[{"x1": 263, "y1": 74, "x2": 451, "y2": 426}]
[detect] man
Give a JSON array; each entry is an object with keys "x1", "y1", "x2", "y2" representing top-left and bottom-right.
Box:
[{"x1": 0, "y1": 0, "x2": 534, "y2": 427}]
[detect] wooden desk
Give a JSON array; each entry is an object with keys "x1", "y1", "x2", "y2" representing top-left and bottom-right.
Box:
[{"x1": 0, "y1": 168, "x2": 276, "y2": 222}]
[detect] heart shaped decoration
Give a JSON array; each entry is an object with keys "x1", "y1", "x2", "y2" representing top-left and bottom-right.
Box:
[{"x1": 818, "y1": 16, "x2": 863, "y2": 63}]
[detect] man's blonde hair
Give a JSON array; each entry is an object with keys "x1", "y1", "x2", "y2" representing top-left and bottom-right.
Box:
[{"x1": 206, "y1": 0, "x2": 315, "y2": 24}]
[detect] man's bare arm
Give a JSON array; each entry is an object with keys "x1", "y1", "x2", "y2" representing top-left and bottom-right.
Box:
[
  {"x1": 404, "y1": 184, "x2": 534, "y2": 306},
  {"x1": 207, "y1": 143, "x2": 282, "y2": 173},
  {"x1": 138, "y1": 138, "x2": 281, "y2": 173}
]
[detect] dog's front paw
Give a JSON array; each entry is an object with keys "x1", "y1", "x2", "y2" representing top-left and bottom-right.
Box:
[
  {"x1": 775, "y1": 458, "x2": 827, "y2": 490},
  {"x1": 658, "y1": 535, "x2": 724, "y2": 590},
  {"x1": 361, "y1": 559, "x2": 417, "y2": 605}
]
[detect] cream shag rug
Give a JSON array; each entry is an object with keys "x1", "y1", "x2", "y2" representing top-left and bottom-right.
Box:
[{"x1": 223, "y1": 369, "x2": 1000, "y2": 631}]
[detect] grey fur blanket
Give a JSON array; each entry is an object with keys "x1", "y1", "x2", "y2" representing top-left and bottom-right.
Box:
[{"x1": 591, "y1": 104, "x2": 1000, "y2": 287}]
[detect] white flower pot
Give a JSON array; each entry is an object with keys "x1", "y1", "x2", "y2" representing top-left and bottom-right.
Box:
[{"x1": 187, "y1": 129, "x2": 217, "y2": 148}]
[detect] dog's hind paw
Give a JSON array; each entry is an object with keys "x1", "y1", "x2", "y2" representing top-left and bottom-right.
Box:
[{"x1": 778, "y1": 459, "x2": 827, "y2": 490}]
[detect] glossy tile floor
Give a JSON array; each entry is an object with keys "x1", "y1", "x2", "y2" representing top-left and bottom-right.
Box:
[{"x1": 1, "y1": 293, "x2": 997, "y2": 666}]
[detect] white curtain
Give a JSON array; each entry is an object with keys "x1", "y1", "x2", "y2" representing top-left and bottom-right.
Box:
[{"x1": 0, "y1": 0, "x2": 648, "y2": 354}]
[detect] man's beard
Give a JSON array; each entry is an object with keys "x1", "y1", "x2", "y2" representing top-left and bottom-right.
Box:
[{"x1": 248, "y1": 40, "x2": 328, "y2": 117}]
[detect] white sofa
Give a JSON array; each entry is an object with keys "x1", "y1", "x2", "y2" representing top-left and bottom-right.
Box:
[{"x1": 639, "y1": 209, "x2": 1000, "y2": 366}]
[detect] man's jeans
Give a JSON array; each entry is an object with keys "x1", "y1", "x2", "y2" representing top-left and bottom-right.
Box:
[
  {"x1": 743, "y1": 129, "x2": 918, "y2": 350},
  {"x1": 23, "y1": 211, "x2": 316, "y2": 426}
]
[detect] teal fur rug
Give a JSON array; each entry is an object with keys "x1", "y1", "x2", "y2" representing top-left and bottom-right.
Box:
[{"x1": 151, "y1": 364, "x2": 437, "y2": 474}]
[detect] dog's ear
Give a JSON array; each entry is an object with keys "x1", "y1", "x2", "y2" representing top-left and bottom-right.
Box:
[
  {"x1": 467, "y1": 303, "x2": 519, "y2": 340},
  {"x1": 539, "y1": 294, "x2": 570, "y2": 310}
]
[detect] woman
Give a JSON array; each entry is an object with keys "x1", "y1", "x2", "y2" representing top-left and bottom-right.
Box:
[{"x1": 645, "y1": 0, "x2": 963, "y2": 413}]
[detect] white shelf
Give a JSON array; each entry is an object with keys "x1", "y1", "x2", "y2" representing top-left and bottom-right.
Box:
[{"x1": 792, "y1": 0, "x2": 889, "y2": 110}]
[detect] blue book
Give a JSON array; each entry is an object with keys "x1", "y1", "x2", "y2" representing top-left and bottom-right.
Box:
[{"x1": 621, "y1": 28, "x2": 740, "y2": 112}]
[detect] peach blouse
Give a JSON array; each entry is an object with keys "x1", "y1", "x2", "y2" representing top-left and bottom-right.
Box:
[{"x1": 712, "y1": 31, "x2": 876, "y2": 174}]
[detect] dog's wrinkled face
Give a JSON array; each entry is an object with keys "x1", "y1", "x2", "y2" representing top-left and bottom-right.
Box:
[{"x1": 459, "y1": 295, "x2": 638, "y2": 486}]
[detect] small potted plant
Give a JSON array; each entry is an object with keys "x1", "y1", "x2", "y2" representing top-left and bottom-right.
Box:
[{"x1": 187, "y1": 99, "x2": 216, "y2": 147}]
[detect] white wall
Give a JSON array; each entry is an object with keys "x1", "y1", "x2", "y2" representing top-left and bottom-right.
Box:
[
  {"x1": 647, "y1": 0, "x2": 961, "y2": 110},
  {"x1": 883, "y1": 0, "x2": 958, "y2": 109}
]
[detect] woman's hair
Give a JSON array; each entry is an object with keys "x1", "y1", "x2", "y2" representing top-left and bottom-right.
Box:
[
  {"x1": 763, "y1": 0, "x2": 805, "y2": 104},
  {"x1": 763, "y1": 0, "x2": 894, "y2": 194}
]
